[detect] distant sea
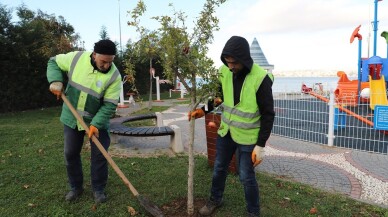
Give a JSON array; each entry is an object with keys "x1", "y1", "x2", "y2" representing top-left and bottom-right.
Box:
[{"x1": 272, "y1": 76, "x2": 357, "y2": 93}]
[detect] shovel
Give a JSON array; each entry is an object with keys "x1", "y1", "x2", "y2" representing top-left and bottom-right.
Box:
[{"x1": 61, "y1": 93, "x2": 164, "y2": 217}]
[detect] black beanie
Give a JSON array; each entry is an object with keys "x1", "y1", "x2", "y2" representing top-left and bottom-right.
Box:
[{"x1": 94, "y1": 39, "x2": 117, "y2": 55}]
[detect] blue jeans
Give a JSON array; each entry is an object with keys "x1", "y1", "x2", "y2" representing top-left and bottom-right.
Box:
[
  {"x1": 210, "y1": 132, "x2": 260, "y2": 215},
  {"x1": 64, "y1": 125, "x2": 110, "y2": 192}
]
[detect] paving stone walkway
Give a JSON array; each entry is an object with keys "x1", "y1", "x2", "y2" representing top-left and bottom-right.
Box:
[{"x1": 112, "y1": 100, "x2": 388, "y2": 208}]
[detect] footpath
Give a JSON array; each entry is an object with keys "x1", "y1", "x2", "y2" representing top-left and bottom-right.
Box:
[{"x1": 112, "y1": 99, "x2": 388, "y2": 209}]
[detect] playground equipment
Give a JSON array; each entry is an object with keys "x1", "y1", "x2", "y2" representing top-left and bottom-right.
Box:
[
  {"x1": 360, "y1": 87, "x2": 370, "y2": 98},
  {"x1": 118, "y1": 75, "x2": 131, "y2": 108},
  {"x1": 301, "y1": 83, "x2": 312, "y2": 94},
  {"x1": 309, "y1": 0, "x2": 388, "y2": 131},
  {"x1": 334, "y1": 71, "x2": 369, "y2": 106},
  {"x1": 150, "y1": 68, "x2": 172, "y2": 101},
  {"x1": 168, "y1": 79, "x2": 187, "y2": 99},
  {"x1": 313, "y1": 83, "x2": 324, "y2": 95},
  {"x1": 332, "y1": 0, "x2": 388, "y2": 110},
  {"x1": 310, "y1": 91, "x2": 374, "y2": 127},
  {"x1": 169, "y1": 81, "x2": 186, "y2": 99}
]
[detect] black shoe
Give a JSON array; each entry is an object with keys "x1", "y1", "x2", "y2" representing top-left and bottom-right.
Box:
[
  {"x1": 199, "y1": 199, "x2": 222, "y2": 216},
  {"x1": 93, "y1": 191, "x2": 107, "y2": 203},
  {"x1": 65, "y1": 188, "x2": 84, "y2": 201}
]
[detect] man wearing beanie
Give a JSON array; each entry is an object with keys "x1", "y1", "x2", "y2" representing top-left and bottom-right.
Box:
[{"x1": 46, "y1": 39, "x2": 122, "y2": 203}]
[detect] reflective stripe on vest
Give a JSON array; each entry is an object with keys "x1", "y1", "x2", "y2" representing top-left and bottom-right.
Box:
[
  {"x1": 221, "y1": 114, "x2": 261, "y2": 129},
  {"x1": 68, "y1": 52, "x2": 121, "y2": 102},
  {"x1": 218, "y1": 63, "x2": 269, "y2": 145},
  {"x1": 220, "y1": 104, "x2": 261, "y2": 119},
  {"x1": 219, "y1": 104, "x2": 261, "y2": 129},
  {"x1": 69, "y1": 51, "x2": 83, "y2": 79}
]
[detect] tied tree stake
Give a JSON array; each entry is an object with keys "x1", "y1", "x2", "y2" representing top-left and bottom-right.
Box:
[{"x1": 127, "y1": 0, "x2": 226, "y2": 215}]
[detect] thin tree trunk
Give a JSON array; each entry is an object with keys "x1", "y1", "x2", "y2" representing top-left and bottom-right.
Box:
[
  {"x1": 187, "y1": 98, "x2": 196, "y2": 215},
  {"x1": 174, "y1": 68, "x2": 178, "y2": 89},
  {"x1": 148, "y1": 58, "x2": 153, "y2": 110}
]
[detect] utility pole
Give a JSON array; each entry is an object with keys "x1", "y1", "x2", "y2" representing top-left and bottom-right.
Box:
[{"x1": 118, "y1": 0, "x2": 123, "y2": 57}]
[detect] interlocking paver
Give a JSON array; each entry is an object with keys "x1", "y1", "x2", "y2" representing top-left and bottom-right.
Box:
[
  {"x1": 112, "y1": 100, "x2": 388, "y2": 207},
  {"x1": 345, "y1": 151, "x2": 388, "y2": 182},
  {"x1": 257, "y1": 156, "x2": 358, "y2": 197}
]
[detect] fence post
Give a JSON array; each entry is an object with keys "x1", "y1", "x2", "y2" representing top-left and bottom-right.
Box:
[{"x1": 327, "y1": 91, "x2": 335, "y2": 146}]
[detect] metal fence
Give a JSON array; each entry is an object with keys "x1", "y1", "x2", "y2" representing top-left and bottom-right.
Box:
[{"x1": 272, "y1": 91, "x2": 388, "y2": 154}]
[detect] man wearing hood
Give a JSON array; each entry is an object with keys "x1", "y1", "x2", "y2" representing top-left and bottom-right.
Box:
[{"x1": 193, "y1": 36, "x2": 275, "y2": 216}]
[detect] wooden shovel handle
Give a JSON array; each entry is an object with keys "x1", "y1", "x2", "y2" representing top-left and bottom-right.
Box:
[{"x1": 61, "y1": 93, "x2": 139, "y2": 196}]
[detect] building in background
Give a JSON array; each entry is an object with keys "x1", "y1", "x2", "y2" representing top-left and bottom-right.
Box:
[{"x1": 250, "y1": 37, "x2": 274, "y2": 73}]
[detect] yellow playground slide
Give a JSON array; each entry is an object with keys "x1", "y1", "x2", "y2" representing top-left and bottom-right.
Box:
[{"x1": 369, "y1": 75, "x2": 388, "y2": 110}]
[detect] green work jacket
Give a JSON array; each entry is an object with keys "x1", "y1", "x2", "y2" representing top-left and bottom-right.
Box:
[{"x1": 47, "y1": 51, "x2": 121, "y2": 130}]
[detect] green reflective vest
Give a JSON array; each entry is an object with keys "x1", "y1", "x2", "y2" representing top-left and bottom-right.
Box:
[
  {"x1": 47, "y1": 51, "x2": 122, "y2": 130},
  {"x1": 218, "y1": 64, "x2": 272, "y2": 145}
]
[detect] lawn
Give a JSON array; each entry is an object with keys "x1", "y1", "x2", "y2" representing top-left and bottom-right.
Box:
[
  {"x1": 0, "y1": 107, "x2": 387, "y2": 216},
  {"x1": 136, "y1": 91, "x2": 188, "y2": 102}
]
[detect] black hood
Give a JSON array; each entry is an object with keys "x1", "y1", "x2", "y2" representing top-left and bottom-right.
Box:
[{"x1": 221, "y1": 36, "x2": 253, "y2": 72}]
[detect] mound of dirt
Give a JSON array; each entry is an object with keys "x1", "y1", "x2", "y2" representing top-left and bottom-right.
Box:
[{"x1": 161, "y1": 197, "x2": 213, "y2": 217}]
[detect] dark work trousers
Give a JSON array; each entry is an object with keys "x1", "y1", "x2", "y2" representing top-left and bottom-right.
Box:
[
  {"x1": 63, "y1": 124, "x2": 110, "y2": 192},
  {"x1": 210, "y1": 132, "x2": 260, "y2": 215}
]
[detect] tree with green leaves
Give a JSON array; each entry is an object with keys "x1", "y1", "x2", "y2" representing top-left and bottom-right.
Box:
[
  {"x1": 122, "y1": 38, "x2": 166, "y2": 99},
  {"x1": 127, "y1": 0, "x2": 226, "y2": 215},
  {"x1": 126, "y1": 2, "x2": 160, "y2": 110},
  {"x1": 99, "y1": 25, "x2": 109, "y2": 40},
  {"x1": 0, "y1": 3, "x2": 81, "y2": 112}
]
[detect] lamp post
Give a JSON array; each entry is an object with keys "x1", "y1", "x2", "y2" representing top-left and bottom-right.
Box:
[
  {"x1": 118, "y1": 0, "x2": 123, "y2": 57},
  {"x1": 372, "y1": 0, "x2": 382, "y2": 56}
]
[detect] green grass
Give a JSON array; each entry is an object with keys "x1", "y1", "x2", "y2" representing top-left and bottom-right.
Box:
[
  {"x1": 1, "y1": 108, "x2": 388, "y2": 216},
  {"x1": 136, "y1": 91, "x2": 191, "y2": 104}
]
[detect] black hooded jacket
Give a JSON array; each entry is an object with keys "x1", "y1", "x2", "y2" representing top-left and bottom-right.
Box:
[{"x1": 219, "y1": 36, "x2": 275, "y2": 147}]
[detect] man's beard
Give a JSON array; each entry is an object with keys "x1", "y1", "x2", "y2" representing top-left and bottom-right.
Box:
[
  {"x1": 91, "y1": 57, "x2": 111, "y2": 73},
  {"x1": 98, "y1": 67, "x2": 111, "y2": 73}
]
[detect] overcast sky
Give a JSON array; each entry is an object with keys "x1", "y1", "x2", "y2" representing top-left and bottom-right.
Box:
[{"x1": 3, "y1": 0, "x2": 388, "y2": 74}]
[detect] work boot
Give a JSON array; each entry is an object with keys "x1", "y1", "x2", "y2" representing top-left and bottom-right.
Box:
[
  {"x1": 93, "y1": 191, "x2": 107, "y2": 203},
  {"x1": 199, "y1": 199, "x2": 222, "y2": 216},
  {"x1": 65, "y1": 188, "x2": 84, "y2": 201}
]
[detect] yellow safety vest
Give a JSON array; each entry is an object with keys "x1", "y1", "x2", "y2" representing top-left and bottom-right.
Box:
[
  {"x1": 217, "y1": 64, "x2": 270, "y2": 145},
  {"x1": 47, "y1": 51, "x2": 121, "y2": 130}
]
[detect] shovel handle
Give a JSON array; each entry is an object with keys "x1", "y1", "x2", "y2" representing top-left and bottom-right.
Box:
[{"x1": 61, "y1": 93, "x2": 139, "y2": 196}]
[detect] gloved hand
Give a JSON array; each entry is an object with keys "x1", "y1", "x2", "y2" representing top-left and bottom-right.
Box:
[
  {"x1": 88, "y1": 125, "x2": 99, "y2": 138},
  {"x1": 49, "y1": 82, "x2": 63, "y2": 100},
  {"x1": 251, "y1": 146, "x2": 264, "y2": 167},
  {"x1": 214, "y1": 97, "x2": 223, "y2": 106},
  {"x1": 188, "y1": 108, "x2": 205, "y2": 121}
]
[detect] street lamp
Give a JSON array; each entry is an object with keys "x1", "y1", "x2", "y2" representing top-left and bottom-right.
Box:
[{"x1": 118, "y1": 0, "x2": 123, "y2": 57}]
